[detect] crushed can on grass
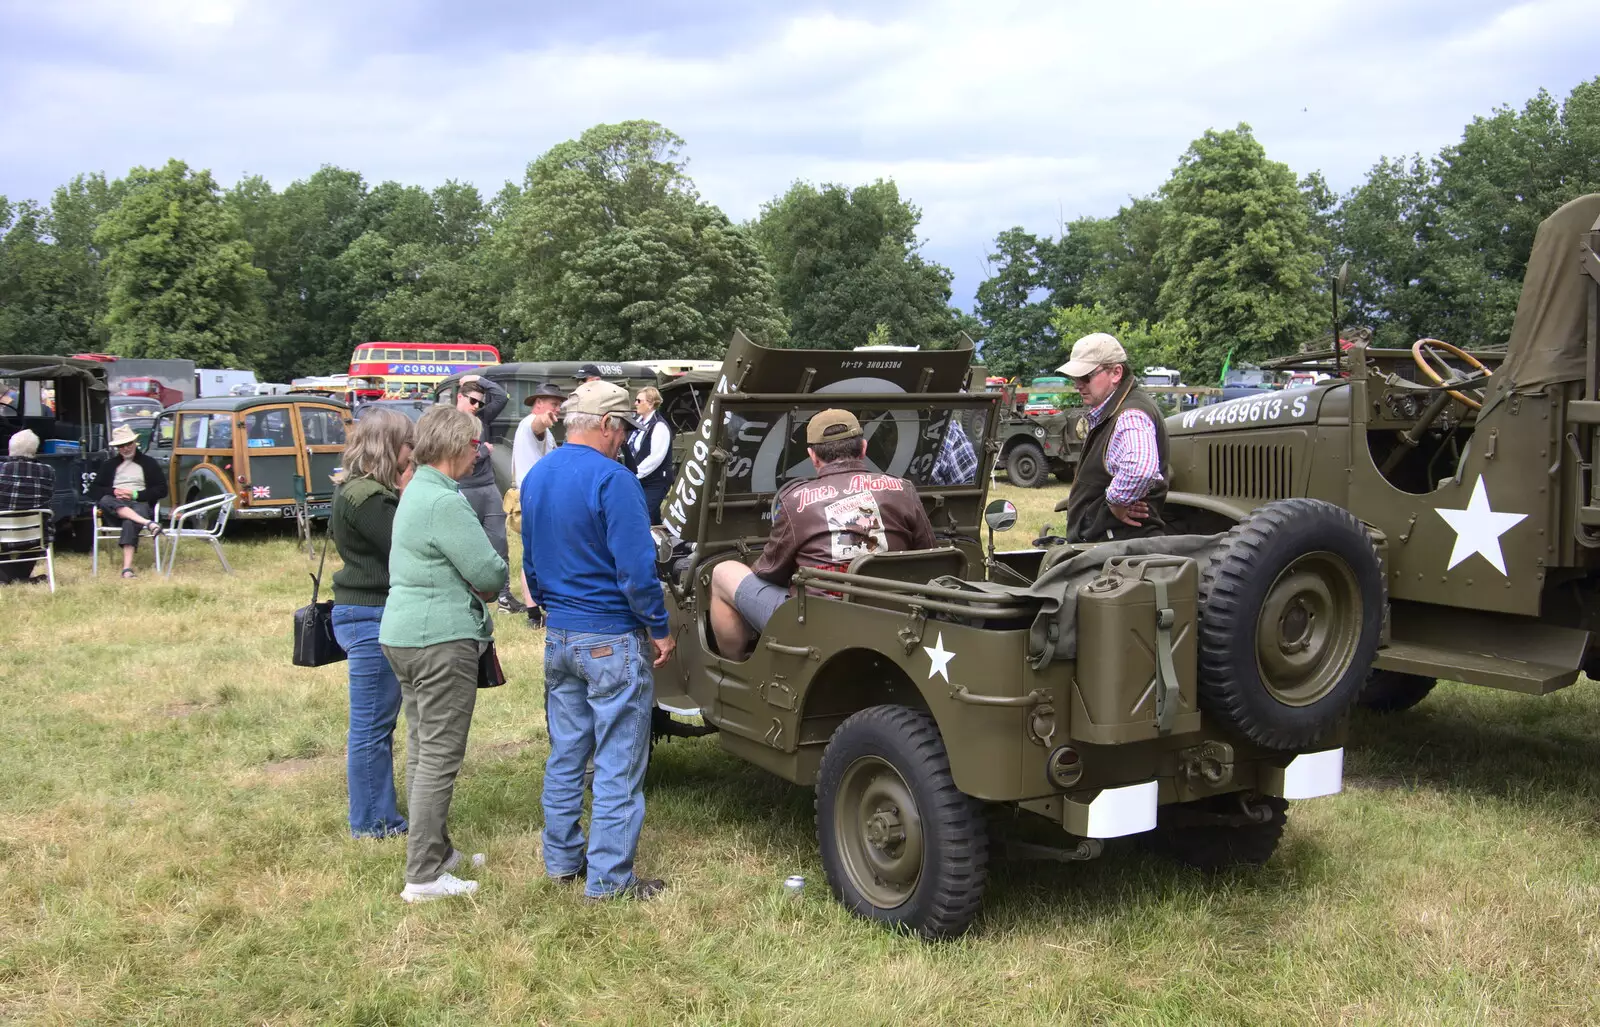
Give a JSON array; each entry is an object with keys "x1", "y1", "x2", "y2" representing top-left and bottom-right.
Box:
[{"x1": 783, "y1": 875, "x2": 805, "y2": 896}]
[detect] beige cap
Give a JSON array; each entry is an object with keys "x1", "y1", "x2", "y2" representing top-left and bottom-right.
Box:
[
  {"x1": 1058, "y1": 332, "x2": 1128, "y2": 378},
  {"x1": 561, "y1": 380, "x2": 639, "y2": 427},
  {"x1": 806, "y1": 409, "x2": 863, "y2": 445},
  {"x1": 109, "y1": 425, "x2": 140, "y2": 447}
]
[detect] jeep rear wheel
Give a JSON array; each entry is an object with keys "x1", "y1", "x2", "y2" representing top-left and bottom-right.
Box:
[
  {"x1": 1357, "y1": 669, "x2": 1436, "y2": 713},
  {"x1": 1141, "y1": 793, "x2": 1288, "y2": 871},
  {"x1": 1197, "y1": 499, "x2": 1384, "y2": 750},
  {"x1": 1005, "y1": 442, "x2": 1048, "y2": 488},
  {"x1": 816, "y1": 706, "x2": 988, "y2": 940}
]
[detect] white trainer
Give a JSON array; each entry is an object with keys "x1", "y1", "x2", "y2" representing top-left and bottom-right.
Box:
[{"x1": 401, "y1": 873, "x2": 480, "y2": 903}]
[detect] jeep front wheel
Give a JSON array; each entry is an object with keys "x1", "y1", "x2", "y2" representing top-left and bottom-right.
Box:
[
  {"x1": 1005, "y1": 442, "x2": 1048, "y2": 488},
  {"x1": 1357, "y1": 669, "x2": 1435, "y2": 713},
  {"x1": 1141, "y1": 793, "x2": 1288, "y2": 871},
  {"x1": 816, "y1": 706, "x2": 988, "y2": 940}
]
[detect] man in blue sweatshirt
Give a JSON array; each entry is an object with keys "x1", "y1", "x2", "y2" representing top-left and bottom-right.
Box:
[{"x1": 521, "y1": 380, "x2": 676, "y2": 901}]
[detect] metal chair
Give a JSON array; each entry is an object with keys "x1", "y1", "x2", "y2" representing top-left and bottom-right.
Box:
[
  {"x1": 162, "y1": 493, "x2": 236, "y2": 576},
  {"x1": 0, "y1": 509, "x2": 55, "y2": 592},
  {"x1": 91, "y1": 501, "x2": 163, "y2": 576}
]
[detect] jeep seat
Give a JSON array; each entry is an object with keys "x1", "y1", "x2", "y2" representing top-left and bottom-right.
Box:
[{"x1": 844, "y1": 547, "x2": 969, "y2": 589}]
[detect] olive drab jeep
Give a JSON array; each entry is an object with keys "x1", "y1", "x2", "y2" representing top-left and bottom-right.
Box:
[
  {"x1": 1162, "y1": 193, "x2": 1600, "y2": 715},
  {"x1": 649, "y1": 330, "x2": 1371, "y2": 939}
]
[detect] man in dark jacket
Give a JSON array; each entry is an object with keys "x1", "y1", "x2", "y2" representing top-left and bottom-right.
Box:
[
  {"x1": 708, "y1": 409, "x2": 935, "y2": 660},
  {"x1": 90, "y1": 424, "x2": 169, "y2": 577},
  {"x1": 452, "y1": 374, "x2": 516, "y2": 610}
]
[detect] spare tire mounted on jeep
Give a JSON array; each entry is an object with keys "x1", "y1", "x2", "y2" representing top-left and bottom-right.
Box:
[{"x1": 1196, "y1": 498, "x2": 1384, "y2": 750}]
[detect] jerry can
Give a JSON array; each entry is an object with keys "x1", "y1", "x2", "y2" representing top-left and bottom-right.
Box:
[{"x1": 1071, "y1": 554, "x2": 1202, "y2": 743}]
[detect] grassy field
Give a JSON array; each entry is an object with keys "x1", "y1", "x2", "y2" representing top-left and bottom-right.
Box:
[{"x1": 2, "y1": 482, "x2": 1598, "y2": 1025}]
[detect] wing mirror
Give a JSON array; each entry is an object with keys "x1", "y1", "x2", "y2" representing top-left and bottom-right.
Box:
[
  {"x1": 651, "y1": 525, "x2": 675, "y2": 565},
  {"x1": 984, "y1": 499, "x2": 1017, "y2": 532}
]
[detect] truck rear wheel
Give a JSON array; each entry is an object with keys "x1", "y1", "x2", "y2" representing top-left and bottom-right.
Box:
[
  {"x1": 816, "y1": 705, "x2": 988, "y2": 940},
  {"x1": 1197, "y1": 499, "x2": 1384, "y2": 750},
  {"x1": 1357, "y1": 669, "x2": 1435, "y2": 713},
  {"x1": 1005, "y1": 442, "x2": 1048, "y2": 488},
  {"x1": 1141, "y1": 793, "x2": 1288, "y2": 871}
]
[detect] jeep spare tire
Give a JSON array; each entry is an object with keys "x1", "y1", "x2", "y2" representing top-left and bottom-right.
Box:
[
  {"x1": 1196, "y1": 498, "x2": 1384, "y2": 750},
  {"x1": 1005, "y1": 442, "x2": 1048, "y2": 488}
]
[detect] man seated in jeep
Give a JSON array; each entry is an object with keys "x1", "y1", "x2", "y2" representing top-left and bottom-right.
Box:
[{"x1": 709, "y1": 409, "x2": 936, "y2": 659}]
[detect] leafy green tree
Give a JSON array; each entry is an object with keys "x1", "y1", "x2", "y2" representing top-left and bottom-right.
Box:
[
  {"x1": 974, "y1": 227, "x2": 1056, "y2": 379},
  {"x1": 752, "y1": 179, "x2": 963, "y2": 349},
  {"x1": 1155, "y1": 124, "x2": 1323, "y2": 377},
  {"x1": 497, "y1": 120, "x2": 785, "y2": 361},
  {"x1": 1048, "y1": 305, "x2": 1196, "y2": 377},
  {"x1": 97, "y1": 160, "x2": 267, "y2": 367},
  {"x1": 0, "y1": 174, "x2": 120, "y2": 354}
]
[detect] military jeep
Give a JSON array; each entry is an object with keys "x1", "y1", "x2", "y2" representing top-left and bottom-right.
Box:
[
  {"x1": 1163, "y1": 193, "x2": 1600, "y2": 713},
  {"x1": 651, "y1": 331, "x2": 1368, "y2": 939}
]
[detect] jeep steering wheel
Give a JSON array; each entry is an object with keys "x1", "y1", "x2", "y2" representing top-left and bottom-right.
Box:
[{"x1": 1412, "y1": 338, "x2": 1491, "y2": 411}]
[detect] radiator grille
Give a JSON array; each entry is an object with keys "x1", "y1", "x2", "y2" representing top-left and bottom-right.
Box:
[{"x1": 1206, "y1": 443, "x2": 1294, "y2": 499}]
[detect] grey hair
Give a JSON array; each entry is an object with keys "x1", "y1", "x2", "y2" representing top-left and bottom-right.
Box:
[
  {"x1": 564, "y1": 411, "x2": 606, "y2": 434},
  {"x1": 8, "y1": 429, "x2": 40, "y2": 458}
]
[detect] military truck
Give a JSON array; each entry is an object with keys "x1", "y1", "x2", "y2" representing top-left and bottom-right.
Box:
[
  {"x1": 0, "y1": 354, "x2": 112, "y2": 537},
  {"x1": 649, "y1": 330, "x2": 1368, "y2": 938},
  {"x1": 1161, "y1": 193, "x2": 1600, "y2": 713}
]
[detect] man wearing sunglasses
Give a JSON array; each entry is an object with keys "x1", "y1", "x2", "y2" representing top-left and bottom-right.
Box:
[
  {"x1": 452, "y1": 374, "x2": 517, "y2": 611},
  {"x1": 1057, "y1": 332, "x2": 1169, "y2": 542}
]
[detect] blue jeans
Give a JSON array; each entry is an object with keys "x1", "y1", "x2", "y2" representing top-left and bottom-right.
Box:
[
  {"x1": 332, "y1": 604, "x2": 408, "y2": 839},
  {"x1": 542, "y1": 627, "x2": 654, "y2": 897}
]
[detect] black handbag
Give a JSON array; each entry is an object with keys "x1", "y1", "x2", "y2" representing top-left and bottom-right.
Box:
[
  {"x1": 477, "y1": 641, "x2": 506, "y2": 689},
  {"x1": 293, "y1": 532, "x2": 346, "y2": 667}
]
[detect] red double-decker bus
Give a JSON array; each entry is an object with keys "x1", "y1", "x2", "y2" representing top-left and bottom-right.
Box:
[{"x1": 347, "y1": 342, "x2": 500, "y2": 402}]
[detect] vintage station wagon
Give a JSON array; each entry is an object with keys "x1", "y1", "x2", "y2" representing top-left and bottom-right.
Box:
[{"x1": 144, "y1": 396, "x2": 350, "y2": 521}]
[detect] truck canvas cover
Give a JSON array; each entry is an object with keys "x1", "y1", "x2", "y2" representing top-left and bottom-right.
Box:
[{"x1": 1497, "y1": 192, "x2": 1600, "y2": 392}]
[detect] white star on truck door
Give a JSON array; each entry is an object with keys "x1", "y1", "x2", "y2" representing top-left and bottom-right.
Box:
[
  {"x1": 1433, "y1": 475, "x2": 1526, "y2": 576},
  {"x1": 923, "y1": 632, "x2": 955, "y2": 682}
]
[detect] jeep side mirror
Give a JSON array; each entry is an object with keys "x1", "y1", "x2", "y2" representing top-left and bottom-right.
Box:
[
  {"x1": 984, "y1": 499, "x2": 1017, "y2": 532},
  {"x1": 651, "y1": 526, "x2": 675, "y2": 565}
]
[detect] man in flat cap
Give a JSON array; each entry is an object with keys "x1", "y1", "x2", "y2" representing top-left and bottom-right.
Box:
[
  {"x1": 1057, "y1": 332, "x2": 1169, "y2": 542},
  {"x1": 708, "y1": 408, "x2": 935, "y2": 660}
]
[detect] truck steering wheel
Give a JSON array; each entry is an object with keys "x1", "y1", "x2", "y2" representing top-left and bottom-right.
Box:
[{"x1": 1412, "y1": 338, "x2": 1491, "y2": 410}]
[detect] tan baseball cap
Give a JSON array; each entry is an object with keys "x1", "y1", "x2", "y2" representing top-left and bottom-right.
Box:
[
  {"x1": 806, "y1": 409, "x2": 863, "y2": 445},
  {"x1": 1058, "y1": 332, "x2": 1128, "y2": 378},
  {"x1": 561, "y1": 380, "x2": 639, "y2": 427}
]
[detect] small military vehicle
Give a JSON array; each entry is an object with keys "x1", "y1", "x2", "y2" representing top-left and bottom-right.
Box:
[
  {"x1": 1162, "y1": 193, "x2": 1600, "y2": 713},
  {"x1": 0, "y1": 354, "x2": 112, "y2": 535},
  {"x1": 650, "y1": 330, "x2": 1368, "y2": 938}
]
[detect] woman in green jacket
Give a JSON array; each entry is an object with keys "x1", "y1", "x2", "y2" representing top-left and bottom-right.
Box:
[{"x1": 380, "y1": 405, "x2": 509, "y2": 903}]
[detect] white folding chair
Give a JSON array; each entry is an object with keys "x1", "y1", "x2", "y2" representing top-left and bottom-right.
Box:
[
  {"x1": 162, "y1": 493, "x2": 235, "y2": 576},
  {"x1": 0, "y1": 509, "x2": 55, "y2": 592},
  {"x1": 91, "y1": 501, "x2": 163, "y2": 576}
]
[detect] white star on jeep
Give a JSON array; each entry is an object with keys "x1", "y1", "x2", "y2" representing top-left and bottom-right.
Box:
[
  {"x1": 923, "y1": 632, "x2": 955, "y2": 682},
  {"x1": 1433, "y1": 475, "x2": 1526, "y2": 576}
]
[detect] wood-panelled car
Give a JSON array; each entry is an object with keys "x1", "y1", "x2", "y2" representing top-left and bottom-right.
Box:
[{"x1": 144, "y1": 396, "x2": 351, "y2": 522}]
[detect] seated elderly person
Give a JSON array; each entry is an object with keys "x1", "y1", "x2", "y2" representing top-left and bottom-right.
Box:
[
  {"x1": 708, "y1": 409, "x2": 935, "y2": 660},
  {"x1": 89, "y1": 425, "x2": 169, "y2": 578},
  {"x1": 0, "y1": 430, "x2": 55, "y2": 584}
]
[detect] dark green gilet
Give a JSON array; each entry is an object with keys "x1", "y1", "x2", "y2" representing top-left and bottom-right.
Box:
[{"x1": 1063, "y1": 379, "x2": 1170, "y2": 543}]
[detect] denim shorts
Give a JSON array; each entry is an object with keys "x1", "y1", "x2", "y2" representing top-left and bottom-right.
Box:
[{"x1": 733, "y1": 574, "x2": 788, "y2": 631}]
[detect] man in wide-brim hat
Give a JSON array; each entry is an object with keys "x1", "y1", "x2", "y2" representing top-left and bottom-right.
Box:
[{"x1": 88, "y1": 425, "x2": 169, "y2": 577}]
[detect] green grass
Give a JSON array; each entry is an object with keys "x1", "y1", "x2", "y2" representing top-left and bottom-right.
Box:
[{"x1": 1, "y1": 486, "x2": 1598, "y2": 1024}]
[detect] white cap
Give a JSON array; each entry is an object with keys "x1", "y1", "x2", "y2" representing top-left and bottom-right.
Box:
[{"x1": 1057, "y1": 333, "x2": 1128, "y2": 378}]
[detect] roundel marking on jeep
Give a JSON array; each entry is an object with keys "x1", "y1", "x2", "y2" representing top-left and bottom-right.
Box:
[{"x1": 750, "y1": 377, "x2": 920, "y2": 493}]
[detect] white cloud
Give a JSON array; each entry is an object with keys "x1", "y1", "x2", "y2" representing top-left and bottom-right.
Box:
[{"x1": 2, "y1": 0, "x2": 1596, "y2": 303}]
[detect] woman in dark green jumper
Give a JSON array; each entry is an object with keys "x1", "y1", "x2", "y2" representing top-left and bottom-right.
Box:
[{"x1": 330, "y1": 409, "x2": 415, "y2": 839}]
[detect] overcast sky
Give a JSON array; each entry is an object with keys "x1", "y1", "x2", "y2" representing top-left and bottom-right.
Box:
[{"x1": 2, "y1": 0, "x2": 1595, "y2": 308}]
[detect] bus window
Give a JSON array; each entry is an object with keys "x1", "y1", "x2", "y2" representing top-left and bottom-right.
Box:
[
  {"x1": 416, "y1": 349, "x2": 434, "y2": 361},
  {"x1": 402, "y1": 349, "x2": 419, "y2": 360},
  {"x1": 448, "y1": 349, "x2": 466, "y2": 361},
  {"x1": 385, "y1": 348, "x2": 403, "y2": 360}
]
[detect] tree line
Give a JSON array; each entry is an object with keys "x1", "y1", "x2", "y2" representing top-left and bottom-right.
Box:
[{"x1": 1, "y1": 78, "x2": 1596, "y2": 384}]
